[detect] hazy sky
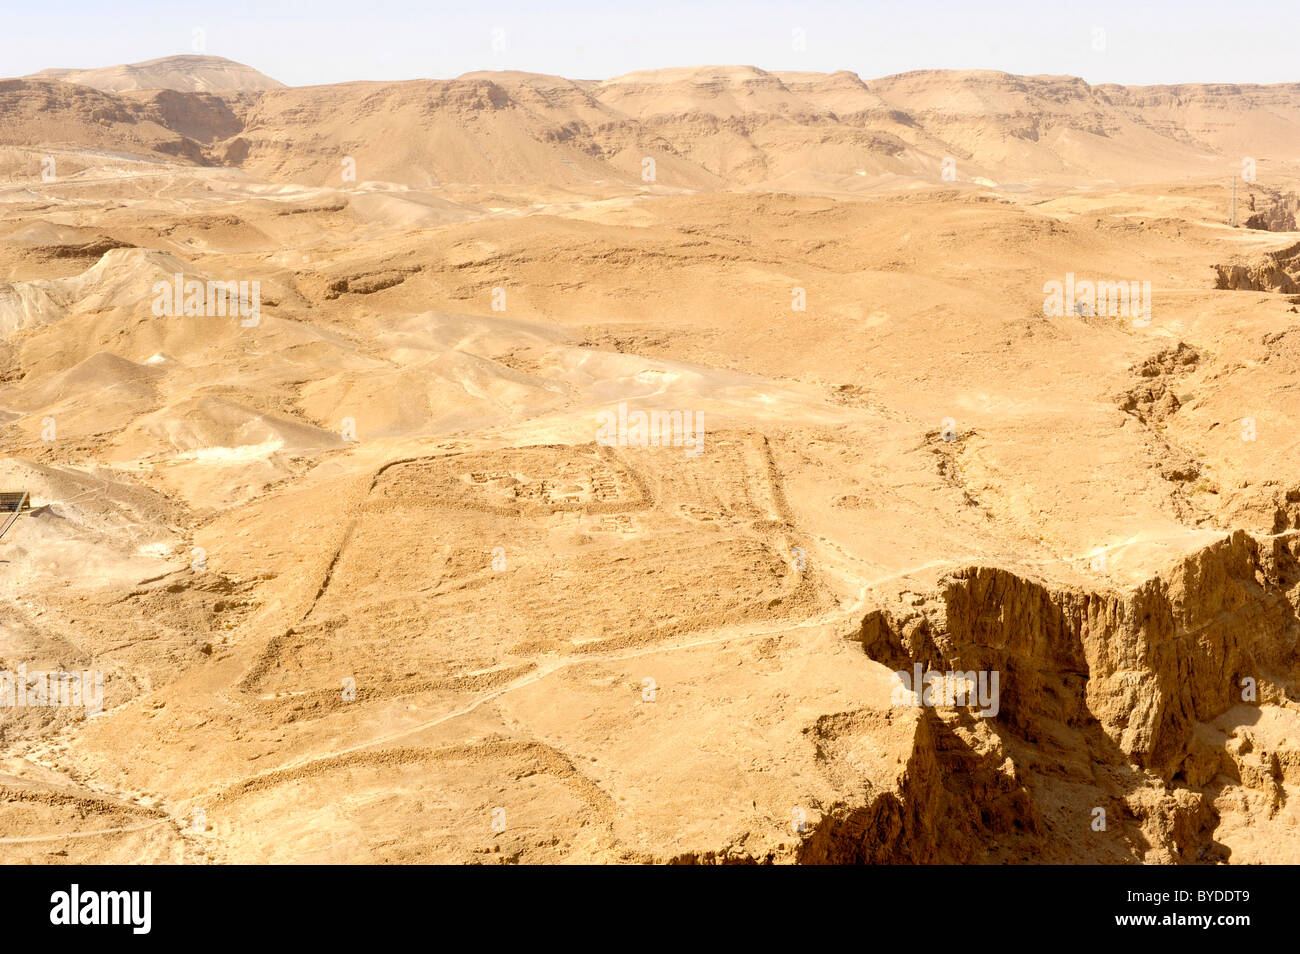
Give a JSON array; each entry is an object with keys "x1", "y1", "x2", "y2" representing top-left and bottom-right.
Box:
[{"x1": 4, "y1": 0, "x2": 1298, "y2": 87}]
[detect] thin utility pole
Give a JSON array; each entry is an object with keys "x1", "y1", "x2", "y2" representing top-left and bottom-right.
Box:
[{"x1": 1230, "y1": 175, "x2": 1238, "y2": 228}]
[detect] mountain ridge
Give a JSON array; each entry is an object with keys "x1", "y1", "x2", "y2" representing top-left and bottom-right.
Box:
[{"x1": 5, "y1": 59, "x2": 1299, "y2": 189}]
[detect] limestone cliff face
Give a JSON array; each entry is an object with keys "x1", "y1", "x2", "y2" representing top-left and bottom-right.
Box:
[
  {"x1": 1243, "y1": 189, "x2": 1300, "y2": 232},
  {"x1": 1214, "y1": 241, "x2": 1300, "y2": 293},
  {"x1": 798, "y1": 706, "x2": 1041, "y2": 864},
  {"x1": 860, "y1": 532, "x2": 1299, "y2": 780},
  {"x1": 842, "y1": 530, "x2": 1300, "y2": 862}
]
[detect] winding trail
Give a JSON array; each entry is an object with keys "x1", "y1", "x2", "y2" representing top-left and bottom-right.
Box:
[{"x1": 0, "y1": 818, "x2": 169, "y2": 844}]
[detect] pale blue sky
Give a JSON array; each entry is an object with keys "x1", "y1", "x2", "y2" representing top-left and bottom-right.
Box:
[{"x1": 4, "y1": 0, "x2": 1297, "y2": 87}]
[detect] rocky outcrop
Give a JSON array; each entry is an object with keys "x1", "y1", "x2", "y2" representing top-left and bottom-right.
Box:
[
  {"x1": 1243, "y1": 189, "x2": 1300, "y2": 232},
  {"x1": 833, "y1": 530, "x2": 1300, "y2": 862},
  {"x1": 798, "y1": 707, "x2": 1042, "y2": 863},
  {"x1": 1215, "y1": 241, "x2": 1300, "y2": 294}
]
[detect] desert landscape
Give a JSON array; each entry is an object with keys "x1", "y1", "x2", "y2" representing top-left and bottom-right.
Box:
[{"x1": 1, "y1": 52, "x2": 1299, "y2": 864}]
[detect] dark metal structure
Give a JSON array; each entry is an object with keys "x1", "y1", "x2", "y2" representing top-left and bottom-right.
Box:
[{"x1": 0, "y1": 491, "x2": 30, "y2": 544}]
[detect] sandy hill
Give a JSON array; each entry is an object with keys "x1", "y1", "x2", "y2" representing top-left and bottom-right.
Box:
[{"x1": 24, "y1": 55, "x2": 284, "y2": 93}]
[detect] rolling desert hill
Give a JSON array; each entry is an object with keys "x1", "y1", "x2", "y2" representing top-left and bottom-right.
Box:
[
  {"x1": 24, "y1": 54, "x2": 285, "y2": 93},
  {"x1": 1, "y1": 57, "x2": 1299, "y2": 864}
]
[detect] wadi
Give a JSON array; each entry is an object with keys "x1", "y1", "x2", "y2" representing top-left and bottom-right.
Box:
[{"x1": 0, "y1": 53, "x2": 1299, "y2": 864}]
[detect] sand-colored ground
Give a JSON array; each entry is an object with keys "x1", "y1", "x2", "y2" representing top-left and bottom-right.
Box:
[{"x1": 1, "y1": 59, "x2": 1300, "y2": 862}]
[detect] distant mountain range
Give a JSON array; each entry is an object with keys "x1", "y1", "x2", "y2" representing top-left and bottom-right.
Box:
[{"x1": 4, "y1": 56, "x2": 1299, "y2": 189}]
